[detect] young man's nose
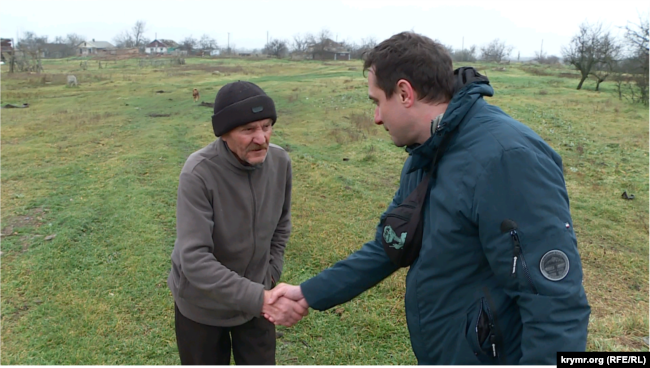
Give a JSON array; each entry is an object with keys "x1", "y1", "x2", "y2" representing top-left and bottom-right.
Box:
[{"x1": 374, "y1": 107, "x2": 383, "y2": 125}]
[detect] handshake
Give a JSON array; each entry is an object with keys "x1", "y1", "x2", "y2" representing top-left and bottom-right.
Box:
[{"x1": 261, "y1": 283, "x2": 309, "y2": 327}]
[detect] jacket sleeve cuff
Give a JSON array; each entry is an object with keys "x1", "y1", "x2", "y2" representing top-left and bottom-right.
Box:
[
  {"x1": 300, "y1": 278, "x2": 328, "y2": 311},
  {"x1": 242, "y1": 282, "x2": 265, "y2": 316}
]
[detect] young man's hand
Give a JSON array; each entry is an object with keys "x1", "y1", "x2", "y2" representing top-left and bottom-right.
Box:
[{"x1": 261, "y1": 284, "x2": 309, "y2": 326}]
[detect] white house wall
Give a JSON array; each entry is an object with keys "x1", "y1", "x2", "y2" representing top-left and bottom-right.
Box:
[{"x1": 146, "y1": 47, "x2": 167, "y2": 54}]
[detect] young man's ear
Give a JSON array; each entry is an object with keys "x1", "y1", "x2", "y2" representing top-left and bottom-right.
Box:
[{"x1": 396, "y1": 79, "x2": 415, "y2": 107}]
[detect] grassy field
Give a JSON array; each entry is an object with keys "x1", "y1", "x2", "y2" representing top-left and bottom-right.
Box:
[{"x1": 1, "y1": 55, "x2": 648, "y2": 364}]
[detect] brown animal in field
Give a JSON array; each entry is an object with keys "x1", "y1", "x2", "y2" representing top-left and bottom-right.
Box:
[{"x1": 192, "y1": 88, "x2": 200, "y2": 102}]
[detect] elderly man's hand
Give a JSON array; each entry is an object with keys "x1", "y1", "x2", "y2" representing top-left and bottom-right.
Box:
[{"x1": 262, "y1": 289, "x2": 309, "y2": 327}]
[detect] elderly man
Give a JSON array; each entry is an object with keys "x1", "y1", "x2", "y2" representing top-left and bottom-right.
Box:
[
  {"x1": 267, "y1": 32, "x2": 590, "y2": 365},
  {"x1": 168, "y1": 81, "x2": 307, "y2": 365}
]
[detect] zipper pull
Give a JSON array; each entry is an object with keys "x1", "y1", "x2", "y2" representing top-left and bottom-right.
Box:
[
  {"x1": 510, "y1": 230, "x2": 521, "y2": 277},
  {"x1": 490, "y1": 334, "x2": 497, "y2": 357}
]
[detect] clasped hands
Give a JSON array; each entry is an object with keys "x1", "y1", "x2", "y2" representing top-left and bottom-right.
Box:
[{"x1": 261, "y1": 283, "x2": 308, "y2": 327}]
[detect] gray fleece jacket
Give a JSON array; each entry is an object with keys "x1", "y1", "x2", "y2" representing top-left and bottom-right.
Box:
[{"x1": 167, "y1": 138, "x2": 291, "y2": 327}]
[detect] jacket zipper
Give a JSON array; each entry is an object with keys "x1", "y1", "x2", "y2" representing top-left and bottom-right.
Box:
[
  {"x1": 509, "y1": 230, "x2": 538, "y2": 294},
  {"x1": 475, "y1": 299, "x2": 486, "y2": 352},
  {"x1": 385, "y1": 213, "x2": 410, "y2": 222},
  {"x1": 243, "y1": 172, "x2": 257, "y2": 277},
  {"x1": 489, "y1": 334, "x2": 497, "y2": 358},
  {"x1": 476, "y1": 298, "x2": 497, "y2": 358},
  {"x1": 482, "y1": 288, "x2": 506, "y2": 365}
]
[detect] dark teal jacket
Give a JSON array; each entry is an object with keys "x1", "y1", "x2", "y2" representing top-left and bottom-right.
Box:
[{"x1": 300, "y1": 74, "x2": 590, "y2": 365}]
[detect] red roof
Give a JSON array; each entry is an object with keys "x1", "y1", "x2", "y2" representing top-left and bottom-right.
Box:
[{"x1": 146, "y1": 39, "x2": 167, "y2": 48}]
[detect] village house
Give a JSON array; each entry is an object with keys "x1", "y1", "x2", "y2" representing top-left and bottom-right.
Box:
[
  {"x1": 145, "y1": 39, "x2": 179, "y2": 54},
  {"x1": 1, "y1": 38, "x2": 14, "y2": 62},
  {"x1": 307, "y1": 38, "x2": 351, "y2": 61},
  {"x1": 77, "y1": 39, "x2": 115, "y2": 56}
]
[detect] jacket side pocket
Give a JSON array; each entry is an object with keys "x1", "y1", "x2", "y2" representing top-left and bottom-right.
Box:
[{"x1": 465, "y1": 298, "x2": 499, "y2": 364}]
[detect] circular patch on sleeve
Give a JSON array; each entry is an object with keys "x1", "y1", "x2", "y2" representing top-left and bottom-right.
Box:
[{"x1": 539, "y1": 250, "x2": 570, "y2": 281}]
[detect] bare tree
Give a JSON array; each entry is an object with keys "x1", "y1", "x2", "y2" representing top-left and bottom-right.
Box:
[
  {"x1": 199, "y1": 34, "x2": 218, "y2": 50},
  {"x1": 263, "y1": 38, "x2": 289, "y2": 58},
  {"x1": 453, "y1": 45, "x2": 477, "y2": 62},
  {"x1": 480, "y1": 39, "x2": 513, "y2": 63},
  {"x1": 16, "y1": 31, "x2": 47, "y2": 73},
  {"x1": 132, "y1": 20, "x2": 147, "y2": 47},
  {"x1": 562, "y1": 22, "x2": 621, "y2": 90},
  {"x1": 361, "y1": 37, "x2": 377, "y2": 48},
  {"x1": 113, "y1": 20, "x2": 147, "y2": 48},
  {"x1": 66, "y1": 33, "x2": 84, "y2": 48},
  {"x1": 51, "y1": 33, "x2": 85, "y2": 57},
  {"x1": 317, "y1": 29, "x2": 332, "y2": 44},
  {"x1": 113, "y1": 30, "x2": 135, "y2": 48},
  {"x1": 292, "y1": 33, "x2": 309, "y2": 53},
  {"x1": 622, "y1": 15, "x2": 649, "y2": 104},
  {"x1": 534, "y1": 49, "x2": 547, "y2": 63},
  {"x1": 180, "y1": 36, "x2": 198, "y2": 53},
  {"x1": 351, "y1": 36, "x2": 377, "y2": 59},
  {"x1": 308, "y1": 28, "x2": 333, "y2": 53},
  {"x1": 66, "y1": 34, "x2": 83, "y2": 45},
  {"x1": 19, "y1": 31, "x2": 48, "y2": 48},
  {"x1": 304, "y1": 33, "x2": 316, "y2": 47},
  {"x1": 589, "y1": 33, "x2": 621, "y2": 91},
  {"x1": 610, "y1": 60, "x2": 631, "y2": 100}
]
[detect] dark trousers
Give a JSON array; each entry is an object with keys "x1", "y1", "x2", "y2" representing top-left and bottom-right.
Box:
[{"x1": 175, "y1": 304, "x2": 276, "y2": 365}]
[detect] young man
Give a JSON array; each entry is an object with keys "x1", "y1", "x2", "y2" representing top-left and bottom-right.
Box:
[
  {"x1": 168, "y1": 81, "x2": 307, "y2": 365},
  {"x1": 267, "y1": 32, "x2": 590, "y2": 365}
]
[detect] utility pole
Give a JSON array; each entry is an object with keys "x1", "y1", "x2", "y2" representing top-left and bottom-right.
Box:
[
  {"x1": 540, "y1": 39, "x2": 544, "y2": 57},
  {"x1": 267, "y1": 31, "x2": 269, "y2": 45},
  {"x1": 462, "y1": 36, "x2": 464, "y2": 51},
  {"x1": 227, "y1": 32, "x2": 230, "y2": 54},
  {"x1": 9, "y1": 37, "x2": 15, "y2": 73}
]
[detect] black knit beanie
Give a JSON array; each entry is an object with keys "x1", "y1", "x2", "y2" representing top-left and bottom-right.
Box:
[{"x1": 211, "y1": 81, "x2": 277, "y2": 137}]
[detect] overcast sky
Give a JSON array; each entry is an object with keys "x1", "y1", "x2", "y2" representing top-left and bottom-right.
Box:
[{"x1": 1, "y1": 0, "x2": 648, "y2": 57}]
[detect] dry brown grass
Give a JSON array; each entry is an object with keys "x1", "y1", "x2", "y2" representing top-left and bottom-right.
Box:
[{"x1": 179, "y1": 64, "x2": 246, "y2": 74}]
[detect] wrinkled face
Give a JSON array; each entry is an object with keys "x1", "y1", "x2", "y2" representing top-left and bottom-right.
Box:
[
  {"x1": 222, "y1": 118, "x2": 273, "y2": 165},
  {"x1": 368, "y1": 70, "x2": 412, "y2": 147}
]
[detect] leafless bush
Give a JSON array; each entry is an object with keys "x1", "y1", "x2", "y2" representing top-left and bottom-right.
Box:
[
  {"x1": 558, "y1": 72, "x2": 579, "y2": 79},
  {"x1": 521, "y1": 67, "x2": 553, "y2": 76},
  {"x1": 480, "y1": 39, "x2": 513, "y2": 62}
]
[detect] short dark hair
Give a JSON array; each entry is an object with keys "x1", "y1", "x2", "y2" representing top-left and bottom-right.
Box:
[{"x1": 363, "y1": 32, "x2": 455, "y2": 104}]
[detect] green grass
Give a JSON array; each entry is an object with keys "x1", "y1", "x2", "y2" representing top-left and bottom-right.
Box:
[{"x1": 1, "y1": 56, "x2": 648, "y2": 364}]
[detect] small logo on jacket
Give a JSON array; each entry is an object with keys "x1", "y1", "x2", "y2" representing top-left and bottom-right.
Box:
[
  {"x1": 383, "y1": 225, "x2": 407, "y2": 250},
  {"x1": 540, "y1": 250, "x2": 570, "y2": 281}
]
